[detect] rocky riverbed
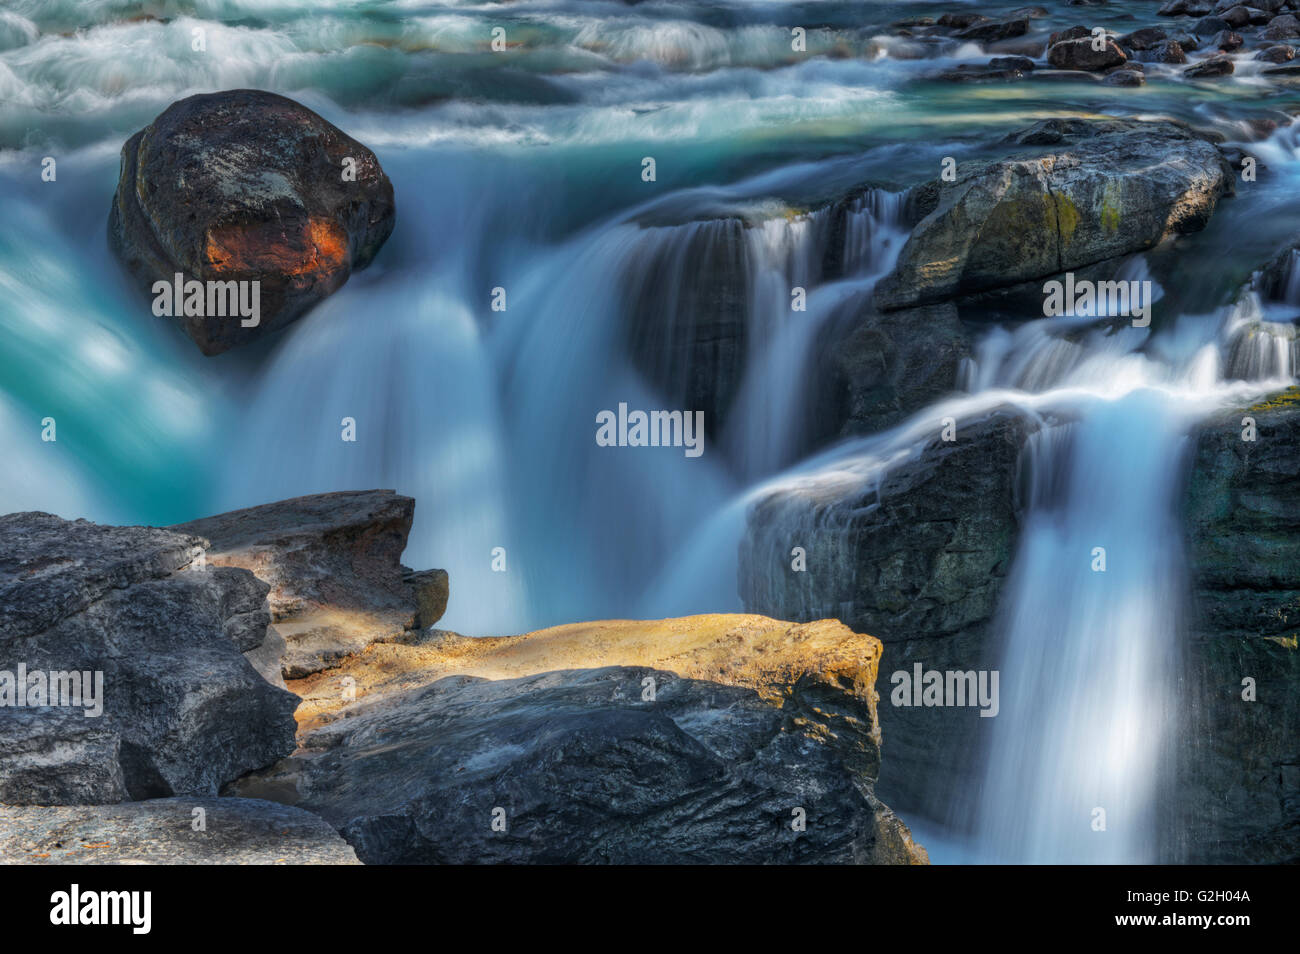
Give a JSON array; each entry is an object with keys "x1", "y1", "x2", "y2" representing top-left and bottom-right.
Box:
[
  {"x1": 3, "y1": 0, "x2": 1300, "y2": 865},
  {"x1": 0, "y1": 492, "x2": 925, "y2": 865}
]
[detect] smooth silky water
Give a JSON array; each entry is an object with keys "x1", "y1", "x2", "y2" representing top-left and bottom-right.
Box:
[{"x1": 3, "y1": 0, "x2": 1299, "y2": 862}]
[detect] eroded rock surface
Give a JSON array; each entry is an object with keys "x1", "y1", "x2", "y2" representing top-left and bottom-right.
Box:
[
  {"x1": 0, "y1": 798, "x2": 359, "y2": 865},
  {"x1": 0, "y1": 512, "x2": 298, "y2": 804},
  {"x1": 738, "y1": 411, "x2": 1039, "y2": 819},
  {"x1": 831, "y1": 300, "x2": 972, "y2": 437},
  {"x1": 1179, "y1": 394, "x2": 1300, "y2": 863},
  {"x1": 172, "y1": 490, "x2": 445, "y2": 678},
  {"x1": 231, "y1": 615, "x2": 929, "y2": 865}
]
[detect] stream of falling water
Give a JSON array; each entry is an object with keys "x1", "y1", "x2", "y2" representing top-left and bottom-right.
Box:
[
  {"x1": 973, "y1": 393, "x2": 1189, "y2": 863},
  {"x1": 5, "y1": 0, "x2": 1300, "y2": 863}
]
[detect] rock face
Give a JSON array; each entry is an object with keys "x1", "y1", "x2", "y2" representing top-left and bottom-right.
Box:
[
  {"x1": 172, "y1": 490, "x2": 445, "y2": 678},
  {"x1": 0, "y1": 513, "x2": 298, "y2": 804},
  {"x1": 405, "y1": 568, "x2": 449, "y2": 630},
  {"x1": 737, "y1": 411, "x2": 1038, "y2": 818},
  {"x1": 875, "y1": 119, "x2": 1232, "y2": 311},
  {"x1": 230, "y1": 615, "x2": 929, "y2": 865},
  {"x1": 623, "y1": 217, "x2": 750, "y2": 440},
  {"x1": 624, "y1": 187, "x2": 912, "y2": 446},
  {"x1": 109, "y1": 89, "x2": 396, "y2": 356},
  {"x1": 831, "y1": 301, "x2": 971, "y2": 437},
  {"x1": 0, "y1": 711, "x2": 127, "y2": 805},
  {"x1": 1180, "y1": 394, "x2": 1300, "y2": 863},
  {"x1": 739, "y1": 411, "x2": 1032, "y2": 642},
  {"x1": 0, "y1": 799, "x2": 360, "y2": 864}
]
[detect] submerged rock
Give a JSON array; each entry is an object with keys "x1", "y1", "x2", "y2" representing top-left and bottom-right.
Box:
[
  {"x1": 1184, "y1": 54, "x2": 1236, "y2": 76},
  {"x1": 231, "y1": 615, "x2": 928, "y2": 865},
  {"x1": 954, "y1": 17, "x2": 1030, "y2": 42},
  {"x1": 1104, "y1": 68, "x2": 1147, "y2": 85},
  {"x1": 1047, "y1": 36, "x2": 1128, "y2": 70},
  {"x1": 109, "y1": 89, "x2": 396, "y2": 356},
  {"x1": 989, "y1": 55, "x2": 1037, "y2": 71},
  {"x1": 172, "y1": 490, "x2": 445, "y2": 678},
  {"x1": 938, "y1": 64, "x2": 1031, "y2": 82},
  {"x1": 1257, "y1": 44, "x2": 1297, "y2": 61},
  {"x1": 0, "y1": 513, "x2": 298, "y2": 804},
  {"x1": 875, "y1": 119, "x2": 1232, "y2": 310},
  {"x1": 0, "y1": 798, "x2": 360, "y2": 864}
]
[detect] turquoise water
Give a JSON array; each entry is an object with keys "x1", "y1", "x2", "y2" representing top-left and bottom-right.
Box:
[
  {"x1": 3, "y1": 0, "x2": 1300, "y2": 861},
  {"x1": 4, "y1": 0, "x2": 1298, "y2": 629}
]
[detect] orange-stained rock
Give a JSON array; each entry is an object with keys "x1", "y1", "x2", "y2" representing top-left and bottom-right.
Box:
[{"x1": 109, "y1": 89, "x2": 395, "y2": 355}]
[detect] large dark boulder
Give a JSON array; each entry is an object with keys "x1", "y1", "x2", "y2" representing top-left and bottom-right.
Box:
[
  {"x1": 0, "y1": 513, "x2": 298, "y2": 804},
  {"x1": 875, "y1": 119, "x2": 1232, "y2": 310},
  {"x1": 109, "y1": 89, "x2": 395, "y2": 356}
]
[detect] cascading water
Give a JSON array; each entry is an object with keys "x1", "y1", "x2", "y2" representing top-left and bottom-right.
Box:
[
  {"x1": 973, "y1": 393, "x2": 1190, "y2": 863},
  {"x1": 723, "y1": 189, "x2": 907, "y2": 478},
  {"x1": 6, "y1": 0, "x2": 1300, "y2": 864}
]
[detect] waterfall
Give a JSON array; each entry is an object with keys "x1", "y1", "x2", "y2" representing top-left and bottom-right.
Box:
[
  {"x1": 9, "y1": 0, "x2": 1300, "y2": 867},
  {"x1": 723, "y1": 189, "x2": 908, "y2": 478},
  {"x1": 972, "y1": 394, "x2": 1190, "y2": 863}
]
